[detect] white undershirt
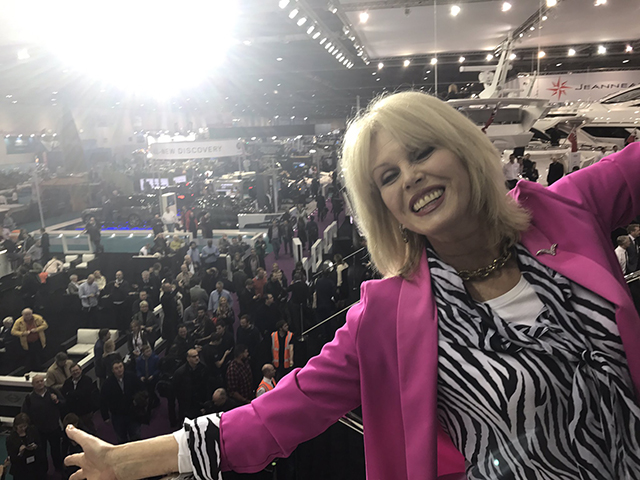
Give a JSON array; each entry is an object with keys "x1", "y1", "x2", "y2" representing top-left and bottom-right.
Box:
[{"x1": 484, "y1": 276, "x2": 545, "y2": 326}]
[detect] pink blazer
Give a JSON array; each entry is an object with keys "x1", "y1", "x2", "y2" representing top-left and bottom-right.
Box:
[{"x1": 219, "y1": 143, "x2": 640, "y2": 479}]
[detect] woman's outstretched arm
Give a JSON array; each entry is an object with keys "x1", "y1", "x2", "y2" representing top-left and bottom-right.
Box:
[{"x1": 64, "y1": 425, "x2": 179, "y2": 480}]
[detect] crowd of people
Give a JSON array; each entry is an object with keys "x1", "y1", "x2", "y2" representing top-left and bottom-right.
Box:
[{"x1": 0, "y1": 173, "x2": 364, "y2": 479}]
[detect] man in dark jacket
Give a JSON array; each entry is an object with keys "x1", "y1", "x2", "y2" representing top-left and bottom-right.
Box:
[
  {"x1": 546, "y1": 156, "x2": 565, "y2": 185},
  {"x1": 172, "y1": 348, "x2": 211, "y2": 423},
  {"x1": 238, "y1": 279, "x2": 259, "y2": 317},
  {"x1": 150, "y1": 214, "x2": 164, "y2": 236},
  {"x1": 21, "y1": 374, "x2": 65, "y2": 472},
  {"x1": 104, "y1": 271, "x2": 132, "y2": 332},
  {"x1": 306, "y1": 215, "x2": 319, "y2": 248},
  {"x1": 40, "y1": 228, "x2": 50, "y2": 263},
  {"x1": 61, "y1": 363, "x2": 98, "y2": 434},
  {"x1": 160, "y1": 282, "x2": 181, "y2": 345},
  {"x1": 100, "y1": 360, "x2": 143, "y2": 444},
  {"x1": 93, "y1": 328, "x2": 111, "y2": 386}
]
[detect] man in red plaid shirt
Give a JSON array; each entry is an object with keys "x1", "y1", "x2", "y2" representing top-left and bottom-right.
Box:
[{"x1": 226, "y1": 345, "x2": 253, "y2": 404}]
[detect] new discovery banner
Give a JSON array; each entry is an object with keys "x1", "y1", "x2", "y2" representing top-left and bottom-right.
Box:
[
  {"x1": 149, "y1": 140, "x2": 243, "y2": 160},
  {"x1": 506, "y1": 70, "x2": 640, "y2": 103}
]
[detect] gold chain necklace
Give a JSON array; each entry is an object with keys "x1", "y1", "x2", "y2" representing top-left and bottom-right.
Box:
[{"x1": 457, "y1": 249, "x2": 512, "y2": 281}]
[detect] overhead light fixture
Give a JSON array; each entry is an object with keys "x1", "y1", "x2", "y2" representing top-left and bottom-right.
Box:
[
  {"x1": 458, "y1": 56, "x2": 465, "y2": 63},
  {"x1": 378, "y1": 62, "x2": 384, "y2": 69},
  {"x1": 307, "y1": 25, "x2": 315, "y2": 34},
  {"x1": 509, "y1": 53, "x2": 517, "y2": 60},
  {"x1": 486, "y1": 54, "x2": 494, "y2": 61},
  {"x1": 328, "y1": 3, "x2": 337, "y2": 14},
  {"x1": 297, "y1": 16, "x2": 307, "y2": 26},
  {"x1": 288, "y1": 8, "x2": 299, "y2": 19},
  {"x1": 258, "y1": 78, "x2": 264, "y2": 82},
  {"x1": 328, "y1": 46, "x2": 335, "y2": 53},
  {"x1": 623, "y1": 59, "x2": 630, "y2": 63},
  {"x1": 556, "y1": 63, "x2": 562, "y2": 67},
  {"x1": 568, "y1": 48, "x2": 576, "y2": 56},
  {"x1": 546, "y1": 0, "x2": 557, "y2": 6},
  {"x1": 542, "y1": 15, "x2": 547, "y2": 21},
  {"x1": 312, "y1": 31, "x2": 321, "y2": 39},
  {"x1": 502, "y1": 2, "x2": 512, "y2": 12},
  {"x1": 403, "y1": 59, "x2": 411, "y2": 67},
  {"x1": 277, "y1": 57, "x2": 283, "y2": 61},
  {"x1": 359, "y1": 11, "x2": 369, "y2": 23},
  {"x1": 278, "y1": 0, "x2": 290, "y2": 9},
  {"x1": 519, "y1": 33, "x2": 524, "y2": 37},
  {"x1": 594, "y1": 0, "x2": 606, "y2": 5},
  {"x1": 598, "y1": 45, "x2": 607, "y2": 54},
  {"x1": 325, "y1": 42, "x2": 332, "y2": 50},
  {"x1": 430, "y1": 57, "x2": 438, "y2": 65},
  {"x1": 530, "y1": 26, "x2": 535, "y2": 31},
  {"x1": 450, "y1": 5, "x2": 461, "y2": 16},
  {"x1": 319, "y1": 37, "x2": 327, "y2": 44},
  {"x1": 626, "y1": 45, "x2": 633, "y2": 53},
  {"x1": 538, "y1": 50, "x2": 546, "y2": 58}
]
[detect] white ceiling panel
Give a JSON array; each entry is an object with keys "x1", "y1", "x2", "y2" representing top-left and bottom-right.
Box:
[
  {"x1": 343, "y1": 0, "x2": 640, "y2": 59},
  {"x1": 345, "y1": 1, "x2": 533, "y2": 58},
  {"x1": 516, "y1": 0, "x2": 640, "y2": 48}
]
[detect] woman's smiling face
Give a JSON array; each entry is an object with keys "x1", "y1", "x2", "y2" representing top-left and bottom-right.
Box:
[{"x1": 371, "y1": 129, "x2": 474, "y2": 241}]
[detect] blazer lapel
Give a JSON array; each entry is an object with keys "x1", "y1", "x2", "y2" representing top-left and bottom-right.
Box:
[
  {"x1": 521, "y1": 223, "x2": 640, "y2": 393},
  {"x1": 396, "y1": 250, "x2": 439, "y2": 479}
]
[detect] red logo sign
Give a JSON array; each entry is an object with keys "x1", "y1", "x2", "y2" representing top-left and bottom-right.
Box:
[{"x1": 548, "y1": 77, "x2": 572, "y2": 101}]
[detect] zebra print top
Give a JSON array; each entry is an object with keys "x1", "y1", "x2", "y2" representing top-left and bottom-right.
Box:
[{"x1": 430, "y1": 243, "x2": 640, "y2": 480}]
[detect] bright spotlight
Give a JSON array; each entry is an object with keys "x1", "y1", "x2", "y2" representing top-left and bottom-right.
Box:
[
  {"x1": 312, "y1": 31, "x2": 321, "y2": 39},
  {"x1": 546, "y1": 0, "x2": 557, "y2": 6},
  {"x1": 568, "y1": 48, "x2": 576, "y2": 56},
  {"x1": 538, "y1": 50, "x2": 546, "y2": 58},
  {"x1": 598, "y1": 45, "x2": 606, "y2": 54},
  {"x1": 403, "y1": 59, "x2": 411, "y2": 67},
  {"x1": 430, "y1": 57, "x2": 438, "y2": 65},
  {"x1": 278, "y1": 0, "x2": 290, "y2": 9},
  {"x1": 486, "y1": 54, "x2": 494, "y2": 61},
  {"x1": 359, "y1": 12, "x2": 369, "y2": 23},
  {"x1": 502, "y1": 2, "x2": 512, "y2": 12},
  {"x1": 24, "y1": 0, "x2": 238, "y2": 98},
  {"x1": 626, "y1": 45, "x2": 633, "y2": 53},
  {"x1": 458, "y1": 56, "x2": 465, "y2": 63},
  {"x1": 509, "y1": 53, "x2": 517, "y2": 60},
  {"x1": 307, "y1": 25, "x2": 315, "y2": 34},
  {"x1": 594, "y1": 0, "x2": 606, "y2": 5},
  {"x1": 378, "y1": 62, "x2": 384, "y2": 69},
  {"x1": 297, "y1": 16, "x2": 307, "y2": 26},
  {"x1": 289, "y1": 8, "x2": 299, "y2": 19},
  {"x1": 17, "y1": 48, "x2": 30, "y2": 60},
  {"x1": 450, "y1": 5, "x2": 461, "y2": 16}
]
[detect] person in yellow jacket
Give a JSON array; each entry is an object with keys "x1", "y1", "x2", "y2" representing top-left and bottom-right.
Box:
[
  {"x1": 271, "y1": 320, "x2": 293, "y2": 381},
  {"x1": 256, "y1": 364, "x2": 277, "y2": 398},
  {"x1": 11, "y1": 308, "x2": 48, "y2": 372}
]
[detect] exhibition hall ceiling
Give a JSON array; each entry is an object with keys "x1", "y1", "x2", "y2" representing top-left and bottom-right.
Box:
[{"x1": 0, "y1": 0, "x2": 637, "y2": 121}]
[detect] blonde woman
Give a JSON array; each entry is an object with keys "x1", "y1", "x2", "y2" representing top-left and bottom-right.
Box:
[
  {"x1": 93, "y1": 270, "x2": 106, "y2": 290},
  {"x1": 66, "y1": 92, "x2": 640, "y2": 479}
]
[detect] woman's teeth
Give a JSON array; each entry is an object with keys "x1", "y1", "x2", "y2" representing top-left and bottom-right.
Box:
[{"x1": 412, "y1": 189, "x2": 444, "y2": 212}]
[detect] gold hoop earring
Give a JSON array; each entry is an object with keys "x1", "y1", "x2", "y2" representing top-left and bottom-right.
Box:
[{"x1": 399, "y1": 223, "x2": 409, "y2": 243}]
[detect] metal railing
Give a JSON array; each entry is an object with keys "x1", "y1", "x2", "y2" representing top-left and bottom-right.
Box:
[
  {"x1": 301, "y1": 302, "x2": 357, "y2": 336},
  {"x1": 338, "y1": 411, "x2": 364, "y2": 435}
]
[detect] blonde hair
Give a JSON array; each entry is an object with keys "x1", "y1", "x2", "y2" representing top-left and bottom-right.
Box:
[{"x1": 341, "y1": 91, "x2": 530, "y2": 278}]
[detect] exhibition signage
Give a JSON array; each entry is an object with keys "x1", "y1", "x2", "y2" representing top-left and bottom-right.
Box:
[
  {"x1": 149, "y1": 140, "x2": 242, "y2": 160},
  {"x1": 506, "y1": 70, "x2": 640, "y2": 103}
]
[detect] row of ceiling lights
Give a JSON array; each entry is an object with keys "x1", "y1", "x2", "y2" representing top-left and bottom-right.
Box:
[{"x1": 279, "y1": 0, "x2": 354, "y2": 69}]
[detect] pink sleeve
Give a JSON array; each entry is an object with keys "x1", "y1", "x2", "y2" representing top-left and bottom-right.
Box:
[
  {"x1": 548, "y1": 143, "x2": 640, "y2": 233},
  {"x1": 219, "y1": 300, "x2": 364, "y2": 473}
]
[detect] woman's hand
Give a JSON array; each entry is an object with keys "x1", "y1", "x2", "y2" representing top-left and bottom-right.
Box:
[{"x1": 64, "y1": 425, "x2": 119, "y2": 480}]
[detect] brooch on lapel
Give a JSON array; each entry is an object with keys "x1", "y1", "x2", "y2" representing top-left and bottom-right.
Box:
[{"x1": 536, "y1": 244, "x2": 558, "y2": 256}]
